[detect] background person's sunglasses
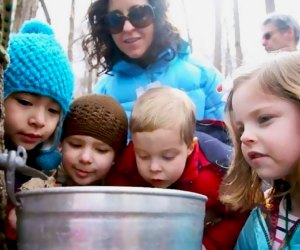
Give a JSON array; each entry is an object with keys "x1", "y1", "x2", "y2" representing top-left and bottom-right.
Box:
[
  {"x1": 262, "y1": 30, "x2": 280, "y2": 40},
  {"x1": 263, "y1": 32, "x2": 273, "y2": 40},
  {"x1": 106, "y1": 5, "x2": 155, "y2": 34}
]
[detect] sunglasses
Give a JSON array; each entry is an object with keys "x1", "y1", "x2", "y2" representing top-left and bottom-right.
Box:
[
  {"x1": 106, "y1": 5, "x2": 155, "y2": 34},
  {"x1": 263, "y1": 32, "x2": 273, "y2": 40},
  {"x1": 262, "y1": 30, "x2": 279, "y2": 40}
]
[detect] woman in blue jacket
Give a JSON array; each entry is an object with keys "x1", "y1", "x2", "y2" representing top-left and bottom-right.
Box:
[{"x1": 82, "y1": 0, "x2": 224, "y2": 120}]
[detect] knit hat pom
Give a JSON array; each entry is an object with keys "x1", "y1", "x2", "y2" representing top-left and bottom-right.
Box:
[
  {"x1": 36, "y1": 150, "x2": 62, "y2": 171},
  {"x1": 19, "y1": 19, "x2": 54, "y2": 35}
]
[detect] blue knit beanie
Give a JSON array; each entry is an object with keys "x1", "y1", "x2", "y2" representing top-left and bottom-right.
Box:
[{"x1": 4, "y1": 19, "x2": 74, "y2": 171}]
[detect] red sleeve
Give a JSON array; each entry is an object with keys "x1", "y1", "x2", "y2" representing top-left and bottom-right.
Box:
[
  {"x1": 5, "y1": 200, "x2": 17, "y2": 240},
  {"x1": 106, "y1": 142, "x2": 147, "y2": 187},
  {"x1": 194, "y1": 167, "x2": 222, "y2": 210},
  {"x1": 106, "y1": 167, "x2": 134, "y2": 186},
  {"x1": 202, "y1": 210, "x2": 249, "y2": 250},
  {"x1": 190, "y1": 167, "x2": 249, "y2": 250}
]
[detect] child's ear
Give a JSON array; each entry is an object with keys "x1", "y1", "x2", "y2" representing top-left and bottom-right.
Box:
[{"x1": 187, "y1": 137, "x2": 197, "y2": 155}]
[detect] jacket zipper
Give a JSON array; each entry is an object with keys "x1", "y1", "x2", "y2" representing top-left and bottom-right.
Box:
[
  {"x1": 257, "y1": 209, "x2": 272, "y2": 250},
  {"x1": 285, "y1": 220, "x2": 300, "y2": 249},
  {"x1": 257, "y1": 209, "x2": 300, "y2": 250}
]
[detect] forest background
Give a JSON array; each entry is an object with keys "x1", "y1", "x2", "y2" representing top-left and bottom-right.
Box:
[{"x1": 3, "y1": 0, "x2": 300, "y2": 96}]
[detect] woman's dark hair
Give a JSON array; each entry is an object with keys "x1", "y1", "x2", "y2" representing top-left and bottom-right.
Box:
[{"x1": 82, "y1": 0, "x2": 181, "y2": 74}]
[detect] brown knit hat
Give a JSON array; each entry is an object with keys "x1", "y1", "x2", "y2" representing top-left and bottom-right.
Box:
[{"x1": 62, "y1": 95, "x2": 128, "y2": 154}]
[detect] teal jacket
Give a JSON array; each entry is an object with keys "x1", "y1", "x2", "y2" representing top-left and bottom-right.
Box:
[
  {"x1": 235, "y1": 206, "x2": 300, "y2": 250},
  {"x1": 93, "y1": 41, "x2": 224, "y2": 120}
]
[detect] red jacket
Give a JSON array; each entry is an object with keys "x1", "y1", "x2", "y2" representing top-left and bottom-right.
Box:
[{"x1": 107, "y1": 142, "x2": 249, "y2": 250}]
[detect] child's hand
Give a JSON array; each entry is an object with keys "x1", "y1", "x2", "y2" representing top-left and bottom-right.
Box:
[{"x1": 8, "y1": 208, "x2": 17, "y2": 229}]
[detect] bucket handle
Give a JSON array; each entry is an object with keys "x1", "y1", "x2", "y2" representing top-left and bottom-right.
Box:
[{"x1": 0, "y1": 146, "x2": 49, "y2": 206}]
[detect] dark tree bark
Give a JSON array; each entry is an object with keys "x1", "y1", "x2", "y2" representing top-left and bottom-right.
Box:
[
  {"x1": 39, "y1": 0, "x2": 51, "y2": 24},
  {"x1": 233, "y1": 0, "x2": 243, "y2": 67},
  {"x1": 213, "y1": 0, "x2": 222, "y2": 71},
  {"x1": 68, "y1": 0, "x2": 75, "y2": 62},
  {"x1": 265, "y1": 0, "x2": 275, "y2": 13},
  {"x1": 0, "y1": 1, "x2": 13, "y2": 249},
  {"x1": 12, "y1": 0, "x2": 39, "y2": 32},
  {"x1": 180, "y1": 0, "x2": 193, "y2": 52}
]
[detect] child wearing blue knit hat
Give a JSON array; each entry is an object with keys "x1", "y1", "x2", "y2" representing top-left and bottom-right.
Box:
[
  {"x1": 3, "y1": 19, "x2": 74, "y2": 247},
  {"x1": 4, "y1": 19, "x2": 74, "y2": 170}
]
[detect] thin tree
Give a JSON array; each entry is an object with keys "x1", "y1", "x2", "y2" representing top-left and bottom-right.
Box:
[
  {"x1": 1, "y1": 0, "x2": 13, "y2": 48},
  {"x1": 12, "y1": 0, "x2": 39, "y2": 32},
  {"x1": 0, "y1": 1, "x2": 13, "y2": 249},
  {"x1": 68, "y1": 0, "x2": 75, "y2": 62},
  {"x1": 233, "y1": 0, "x2": 243, "y2": 67},
  {"x1": 213, "y1": 0, "x2": 222, "y2": 71},
  {"x1": 224, "y1": 23, "x2": 233, "y2": 77},
  {"x1": 73, "y1": 20, "x2": 97, "y2": 96},
  {"x1": 265, "y1": 0, "x2": 275, "y2": 13},
  {"x1": 39, "y1": 0, "x2": 51, "y2": 24},
  {"x1": 180, "y1": 0, "x2": 193, "y2": 52}
]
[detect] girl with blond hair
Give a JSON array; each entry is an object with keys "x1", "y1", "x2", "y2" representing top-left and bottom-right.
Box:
[{"x1": 220, "y1": 51, "x2": 300, "y2": 249}]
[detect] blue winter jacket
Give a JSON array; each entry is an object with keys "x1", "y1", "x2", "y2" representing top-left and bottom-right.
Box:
[
  {"x1": 235, "y1": 207, "x2": 300, "y2": 250},
  {"x1": 93, "y1": 42, "x2": 224, "y2": 120}
]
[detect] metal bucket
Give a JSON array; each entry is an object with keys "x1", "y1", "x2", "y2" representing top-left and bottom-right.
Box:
[{"x1": 16, "y1": 186, "x2": 207, "y2": 250}]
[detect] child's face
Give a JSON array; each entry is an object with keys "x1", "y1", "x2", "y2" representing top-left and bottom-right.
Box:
[
  {"x1": 232, "y1": 79, "x2": 300, "y2": 180},
  {"x1": 61, "y1": 135, "x2": 115, "y2": 185},
  {"x1": 4, "y1": 93, "x2": 61, "y2": 150},
  {"x1": 109, "y1": 0, "x2": 154, "y2": 59},
  {"x1": 132, "y1": 128, "x2": 194, "y2": 188}
]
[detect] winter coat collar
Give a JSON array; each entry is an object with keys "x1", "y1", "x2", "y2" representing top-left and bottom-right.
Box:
[
  {"x1": 118, "y1": 141, "x2": 211, "y2": 185},
  {"x1": 112, "y1": 40, "x2": 190, "y2": 77}
]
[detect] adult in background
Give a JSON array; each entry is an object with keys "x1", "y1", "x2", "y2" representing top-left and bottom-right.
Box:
[
  {"x1": 82, "y1": 0, "x2": 224, "y2": 120},
  {"x1": 262, "y1": 12, "x2": 300, "y2": 52}
]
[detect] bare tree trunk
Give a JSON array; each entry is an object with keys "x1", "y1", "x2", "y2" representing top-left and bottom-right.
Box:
[
  {"x1": 87, "y1": 70, "x2": 92, "y2": 94},
  {"x1": 82, "y1": 55, "x2": 97, "y2": 95},
  {"x1": 68, "y1": 0, "x2": 75, "y2": 62},
  {"x1": 224, "y1": 29, "x2": 233, "y2": 77},
  {"x1": 0, "y1": 59, "x2": 8, "y2": 250},
  {"x1": 1, "y1": 0, "x2": 13, "y2": 149},
  {"x1": 180, "y1": 0, "x2": 193, "y2": 52},
  {"x1": 0, "y1": 62, "x2": 7, "y2": 250},
  {"x1": 88, "y1": 68, "x2": 97, "y2": 94},
  {"x1": 0, "y1": 1, "x2": 12, "y2": 249},
  {"x1": 12, "y1": 0, "x2": 39, "y2": 32},
  {"x1": 0, "y1": 63, "x2": 5, "y2": 153},
  {"x1": 1, "y1": 0, "x2": 13, "y2": 49},
  {"x1": 265, "y1": 0, "x2": 275, "y2": 13},
  {"x1": 39, "y1": 0, "x2": 51, "y2": 24},
  {"x1": 75, "y1": 18, "x2": 98, "y2": 96},
  {"x1": 213, "y1": 0, "x2": 222, "y2": 71},
  {"x1": 233, "y1": 0, "x2": 243, "y2": 67}
]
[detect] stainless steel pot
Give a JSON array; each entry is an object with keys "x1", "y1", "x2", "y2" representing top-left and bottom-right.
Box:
[
  {"x1": 16, "y1": 186, "x2": 207, "y2": 250},
  {"x1": 2, "y1": 147, "x2": 207, "y2": 250}
]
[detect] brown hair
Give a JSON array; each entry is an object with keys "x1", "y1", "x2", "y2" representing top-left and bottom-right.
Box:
[{"x1": 81, "y1": 0, "x2": 181, "y2": 75}]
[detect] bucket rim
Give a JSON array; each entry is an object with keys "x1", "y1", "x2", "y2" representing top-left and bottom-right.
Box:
[{"x1": 16, "y1": 186, "x2": 207, "y2": 201}]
